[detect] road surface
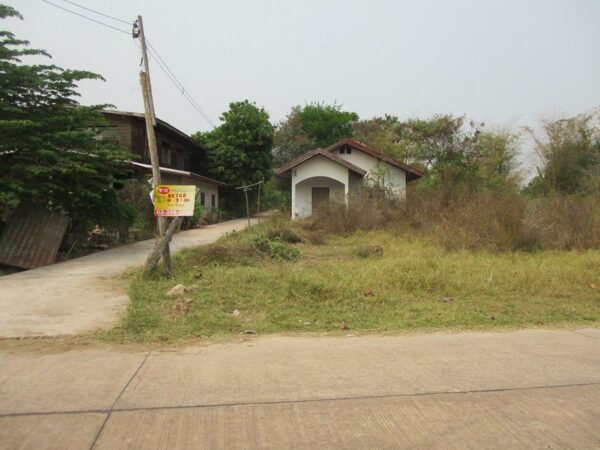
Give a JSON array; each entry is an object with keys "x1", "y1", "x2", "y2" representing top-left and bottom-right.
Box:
[{"x1": 1, "y1": 328, "x2": 599, "y2": 449}]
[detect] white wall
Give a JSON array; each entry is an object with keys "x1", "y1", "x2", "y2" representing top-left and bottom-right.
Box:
[
  {"x1": 336, "y1": 150, "x2": 406, "y2": 196},
  {"x1": 292, "y1": 155, "x2": 349, "y2": 219},
  {"x1": 295, "y1": 177, "x2": 345, "y2": 219}
]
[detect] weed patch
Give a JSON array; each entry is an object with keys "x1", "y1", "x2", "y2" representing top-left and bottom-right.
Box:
[{"x1": 106, "y1": 227, "x2": 600, "y2": 343}]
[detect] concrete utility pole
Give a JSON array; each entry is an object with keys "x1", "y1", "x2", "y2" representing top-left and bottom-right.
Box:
[{"x1": 134, "y1": 15, "x2": 172, "y2": 275}]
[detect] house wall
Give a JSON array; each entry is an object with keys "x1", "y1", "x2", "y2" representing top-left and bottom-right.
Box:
[
  {"x1": 195, "y1": 181, "x2": 219, "y2": 210},
  {"x1": 103, "y1": 114, "x2": 196, "y2": 172},
  {"x1": 294, "y1": 177, "x2": 345, "y2": 219},
  {"x1": 336, "y1": 150, "x2": 406, "y2": 196},
  {"x1": 292, "y1": 155, "x2": 349, "y2": 219},
  {"x1": 348, "y1": 172, "x2": 364, "y2": 195}
]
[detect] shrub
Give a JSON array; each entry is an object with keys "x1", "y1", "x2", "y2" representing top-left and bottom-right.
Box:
[
  {"x1": 183, "y1": 224, "x2": 303, "y2": 266},
  {"x1": 270, "y1": 242, "x2": 300, "y2": 260},
  {"x1": 432, "y1": 193, "x2": 531, "y2": 251},
  {"x1": 298, "y1": 185, "x2": 600, "y2": 252},
  {"x1": 524, "y1": 196, "x2": 600, "y2": 250}
]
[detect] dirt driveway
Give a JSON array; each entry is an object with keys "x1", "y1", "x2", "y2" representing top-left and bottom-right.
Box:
[{"x1": 0, "y1": 218, "x2": 252, "y2": 338}]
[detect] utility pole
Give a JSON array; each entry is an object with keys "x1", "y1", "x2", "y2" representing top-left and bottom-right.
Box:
[
  {"x1": 136, "y1": 15, "x2": 156, "y2": 126},
  {"x1": 134, "y1": 15, "x2": 172, "y2": 275}
]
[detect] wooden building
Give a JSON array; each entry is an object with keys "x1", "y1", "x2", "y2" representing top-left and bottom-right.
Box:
[{"x1": 101, "y1": 110, "x2": 226, "y2": 210}]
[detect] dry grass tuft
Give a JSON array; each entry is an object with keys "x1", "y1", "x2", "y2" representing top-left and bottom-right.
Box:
[{"x1": 301, "y1": 186, "x2": 600, "y2": 252}]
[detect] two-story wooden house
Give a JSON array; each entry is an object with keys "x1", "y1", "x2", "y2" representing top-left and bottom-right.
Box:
[{"x1": 101, "y1": 110, "x2": 226, "y2": 210}]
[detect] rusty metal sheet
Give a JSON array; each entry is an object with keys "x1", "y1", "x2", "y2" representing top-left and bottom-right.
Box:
[{"x1": 0, "y1": 205, "x2": 68, "y2": 269}]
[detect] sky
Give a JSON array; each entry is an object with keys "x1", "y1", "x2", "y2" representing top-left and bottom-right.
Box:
[{"x1": 5, "y1": 0, "x2": 600, "y2": 173}]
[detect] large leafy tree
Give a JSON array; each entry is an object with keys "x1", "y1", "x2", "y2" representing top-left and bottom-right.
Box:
[
  {"x1": 193, "y1": 100, "x2": 274, "y2": 187},
  {"x1": 356, "y1": 114, "x2": 519, "y2": 198},
  {"x1": 0, "y1": 5, "x2": 133, "y2": 231},
  {"x1": 273, "y1": 102, "x2": 357, "y2": 165}
]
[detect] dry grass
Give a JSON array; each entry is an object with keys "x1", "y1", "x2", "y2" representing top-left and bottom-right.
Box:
[
  {"x1": 304, "y1": 187, "x2": 600, "y2": 252},
  {"x1": 104, "y1": 221, "x2": 600, "y2": 343}
]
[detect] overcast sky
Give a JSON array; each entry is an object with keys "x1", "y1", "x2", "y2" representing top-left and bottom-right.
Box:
[{"x1": 6, "y1": 0, "x2": 600, "y2": 169}]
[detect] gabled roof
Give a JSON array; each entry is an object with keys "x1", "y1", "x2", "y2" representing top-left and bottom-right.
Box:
[
  {"x1": 103, "y1": 109, "x2": 205, "y2": 152},
  {"x1": 276, "y1": 148, "x2": 367, "y2": 177},
  {"x1": 324, "y1": 138, "x2": 425, "y2": 181}
]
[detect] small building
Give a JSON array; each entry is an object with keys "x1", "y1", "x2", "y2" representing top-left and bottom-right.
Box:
[
  {"x1": 276, "y1": 138, "x2": 424, "y2": 219},
  {"x1": 101, "y1": 110, "x2": 226, "y2": 210}
]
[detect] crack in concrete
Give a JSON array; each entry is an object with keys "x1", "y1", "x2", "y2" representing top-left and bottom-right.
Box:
[
  {"x1": 88, "y1": 351, "x2": 151, "y2": 450},
  {"x1": 1, "y1": 380, "x2": 599, "y2": 421}
]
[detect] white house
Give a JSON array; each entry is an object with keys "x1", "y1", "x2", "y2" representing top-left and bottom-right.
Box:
[{"x1": 276, "y1": 138, "x2": 424, "y2": 219}]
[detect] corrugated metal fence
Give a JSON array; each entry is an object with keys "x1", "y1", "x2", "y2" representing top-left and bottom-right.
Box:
[{"x1": 0, "y1": 205, "x2": 68, "y2": 269}]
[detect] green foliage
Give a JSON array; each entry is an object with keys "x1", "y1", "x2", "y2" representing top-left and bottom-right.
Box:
[
  {"x1": 525, "y1": 113, "x2": 600, "y2": 196},
  {"x1": 297, "y1": 102, "x2": 358, "y2": 147},
  {"x1": 260, "y1": 177, "x2": 291, "y2": 211},
  {"x1": 0, "y1": 6, "x2": 134, "y2": 232},
  {"x1": 353, "y1": 114, "x2": 520, "y2": 198},
  {"x1": 116, "y1": 181, "x2": 155, "y2": 239},
  {"x1": 396, "y1": 115, "x2": 520, "y2": 199},
  {"x1": 352, "y1": 115, "x2": 403, "y2": 160},
  {"x1": 273, "y1": 102, "x2": 358, "y2": 165},
  {"x1": 192, "y1": 201, "x2": 204, "y2": 223},
  {"x1": 247, "y1": 231, "x2": 300, "y2": 260},
  {"x1": 269, "y1": 241, "x2": 300, "y2": 261},
  {"x1": 192, "y1": 100, "x2": 274, "y2": 187},
  {"x1": 250, "y1": 233, "x2": 270, "y2": 252}
]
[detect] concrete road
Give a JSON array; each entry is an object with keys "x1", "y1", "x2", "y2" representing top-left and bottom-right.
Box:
[
  {"x1": 1, "y1": 328, "x2": 599, "y2": 449},
  {"x1": 0, "y1": 218, "x2": 253, "y2": 338}
]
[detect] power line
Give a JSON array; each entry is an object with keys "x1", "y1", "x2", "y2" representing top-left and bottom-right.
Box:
[
  {"x1": 145, "y1": 40, "x2": 215, "y2": 128},
  {"x1": 41, "y1": 0, "x2": 130, "y2": 35},
  {"x1": 59, "y1": 0, "x2": 131, "y2": 26},
  {"x1": 41, "y1": 0, "x2": 216, "y2": 128},
  {"x1": 145, "y1": 43, "x2": 215, "y2": 128}
]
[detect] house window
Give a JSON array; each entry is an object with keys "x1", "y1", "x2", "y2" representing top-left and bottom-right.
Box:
[
  {"x1": 200, "y1": 192, "x2": 205, "y2": 206},
  {"x1": 171, "y1": 152, "x2": 179, "y2": 169},
  {"x1": 160, "y1": 141, "x2": 171, "y2": 165},
  {"x1": 339, "y1": 146, "x2": 352, "y2": 154},
  {"x1": 211, "y1": 194, "x2": 216, "y2": 208}
]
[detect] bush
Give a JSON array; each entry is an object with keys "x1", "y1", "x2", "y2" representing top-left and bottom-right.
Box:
[
  {"x1": 270, "y1": 242, "x2": 300, "y2": 260},
  {"x1": 524, "y1": 196, "x2": 600, "y2": 250},
  {"x1": 183, "y1": 223, "x2": 303, "y2": 266},
  {"x1": 432, "y1": 193, "x2": 531, "y2": 251},
  {"x1": 298, "y1": 185, "x2": 600, "y2": 252}
]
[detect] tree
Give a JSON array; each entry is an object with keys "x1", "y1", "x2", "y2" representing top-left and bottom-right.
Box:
[
  {"x1": 273, "y1": 102, "x2": 357, "y2": 165},
  {"x1": 272, "y1": 106, "x2": 315, "y2": 165},
  {"x1": 192, "y1": 100, "x2": 274, "y2": 187},
  {"x1": 525, "y1": 113, "x2": 600, "y2": 196},
  {"x1": 391, "y1": 114, "x2": 520, "y2": 199},
  {"x1": 0, "y1": 5, "x2": 134, "y2": 232},
  {"x1": 352, "y1": 115, "x2": 403, "y2": 160}
]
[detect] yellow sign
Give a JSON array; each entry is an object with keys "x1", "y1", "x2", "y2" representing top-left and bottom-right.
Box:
[{"x1": 154, "y1": 185, "x2": 196, "y2": 217}]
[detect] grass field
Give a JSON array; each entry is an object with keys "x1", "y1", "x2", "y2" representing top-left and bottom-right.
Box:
[{"x1": 104, "y1": 224, "x2": 600, "y2": 343}]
